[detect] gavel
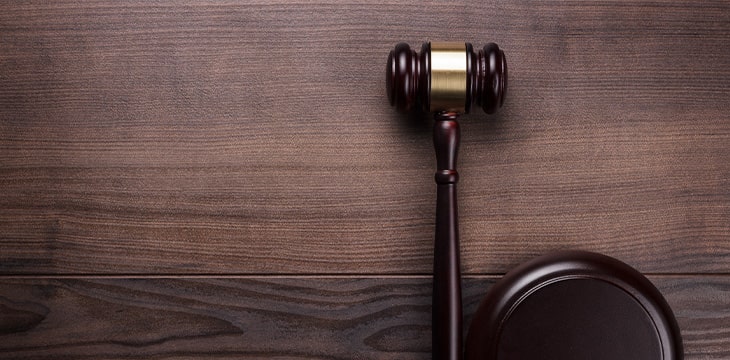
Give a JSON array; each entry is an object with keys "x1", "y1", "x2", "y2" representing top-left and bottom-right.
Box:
[
  {"x1": 387, "y1": 41, "x2": 506, "y2": 360},
  {"x1": 386, "y1": 42, "x2": 682, "y2": 360},
  {"x1": 387, "y1": 42, "x2": 506, "y2": 114}
]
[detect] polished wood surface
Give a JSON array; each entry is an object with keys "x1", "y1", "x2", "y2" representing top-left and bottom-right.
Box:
[{"x1": 1, "y1": 0, "x2": 728, "y2": 358}]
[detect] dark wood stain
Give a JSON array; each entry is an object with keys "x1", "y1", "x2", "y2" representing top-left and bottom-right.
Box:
[
  {"x1": 0, "y1": 0, "x2": 728, "y2": 358},
  {"x1": 0, "y1": 278, "x2": 727, "y2": 359}
]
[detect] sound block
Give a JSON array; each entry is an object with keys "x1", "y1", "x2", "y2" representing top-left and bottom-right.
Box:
[{"x1": 465, "y1": 251, "x2": 683, "y2": 360}]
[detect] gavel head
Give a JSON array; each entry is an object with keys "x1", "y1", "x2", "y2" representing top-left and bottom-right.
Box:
[{"x1": 386, "y1": 42, "x2": 507, "y2": 114}]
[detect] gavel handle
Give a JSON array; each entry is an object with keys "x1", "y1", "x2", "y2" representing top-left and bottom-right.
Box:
[{"x1": 432, "y1": 115, "x2": 462, "y2": 360}]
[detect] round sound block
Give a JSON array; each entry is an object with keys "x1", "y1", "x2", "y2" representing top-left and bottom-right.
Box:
[{"x1": 465, "y1": 251, "x2": 683, "y2": 360}]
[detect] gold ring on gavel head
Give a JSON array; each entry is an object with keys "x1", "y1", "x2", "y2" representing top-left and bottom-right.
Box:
[{"x1": 429, "y1": 42, "x2": 467, "y2": 113}]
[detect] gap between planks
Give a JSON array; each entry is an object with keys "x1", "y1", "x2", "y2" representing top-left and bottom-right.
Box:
[{"x1": 0, "y1": 273, "x2": 728, "y2": 279}]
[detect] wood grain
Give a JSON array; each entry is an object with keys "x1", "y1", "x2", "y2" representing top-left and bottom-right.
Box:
[
  {"x1": 1, "y1": 1, "x2": 727, "y2": 357},
  {"x1": 1, "y1": 1, "x2": 728, "y2": 275},
  {"x1": 0, "y1": 277, "x2": 727, "y2": 359}
]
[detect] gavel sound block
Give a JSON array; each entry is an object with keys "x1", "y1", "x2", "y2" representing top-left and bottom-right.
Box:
[{"x1": 386, "y1": 41, "x2": 682, "y2": 360}]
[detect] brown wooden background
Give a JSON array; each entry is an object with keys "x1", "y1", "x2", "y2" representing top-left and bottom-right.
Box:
[{"x1": 1, "y1": 0, "x2": 728, "y2": 358}]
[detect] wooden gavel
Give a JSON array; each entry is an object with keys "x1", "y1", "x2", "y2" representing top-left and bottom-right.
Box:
[
  {"x1": 386, "y1": 42, "x2": 682, "y2": 360},
  {"x1": 387, "y1": 42, "x2": 506, "y2": 114},
  {"x1": 387, "y1": 41, "x2": 507, "y2": 360}
]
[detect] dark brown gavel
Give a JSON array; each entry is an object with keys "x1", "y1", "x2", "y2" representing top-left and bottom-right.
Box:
[
  {"x1": 387, "y1": 42, "x2": 506, "y2": 114},
  {"x1": 387, "y1": 41, "x2": 507, "y2": 360},
  {"x1": 385, "y1": 42, "x2": 682, "y2": 360}
]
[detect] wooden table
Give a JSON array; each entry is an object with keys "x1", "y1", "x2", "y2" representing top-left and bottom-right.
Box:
[{"x1": 1, "y1": 1, "x2": 728, "y2": 358}]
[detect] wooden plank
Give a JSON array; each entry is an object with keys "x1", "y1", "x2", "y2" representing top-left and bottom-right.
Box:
[
  {"x1": 1, "y1": 1, "x2": 728, "y2": 274},
  {"x1": 0, "y1": 276, "x2": 727, "y2": 359}
]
